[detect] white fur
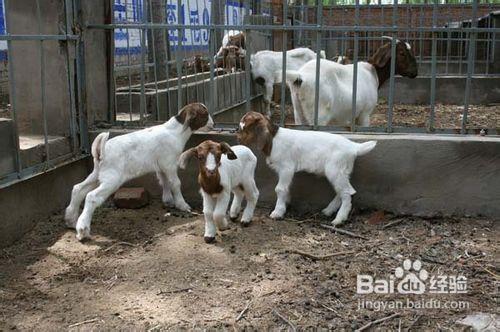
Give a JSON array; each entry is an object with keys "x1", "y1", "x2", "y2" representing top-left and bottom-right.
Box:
[
  {"x1": 65, "y1": 113, "x2": 213, "y2": 241},
  {"x1": 265, "y1": 127, "x2": 376, "y2": 225},
  {"x1": 206, "y1": 153, "x2": 217, "y2": 171},
  {"x1": 276, "y1": 59, "x2": 379, "y2": 126},
  {"x1": 250, "y1": 48, "x2": 326, "y2": 116},
  {"x1": 186, "y1": 145, "x2": 259, "y2": 239}
]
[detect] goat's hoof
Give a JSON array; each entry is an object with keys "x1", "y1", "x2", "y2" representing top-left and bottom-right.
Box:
[
  {"x1": 229, "y1": 216, "x2": 238, "y2": 222},
  {"x1": 76, "y1": 228, "x2": 91, "y2": 242},
  {"x1": 65, "y1": 219, "x2": 77, "y2": 229},
  {"x1": 175, "y1": 202, "x2": 192, "y2": 213},
  {"x1": 270, "y1": 211, "x2": 284, "y2": 220},
  {"x1": 331, "y1": 219, "x2": 344, "y2": 226},
  {"x1": 204, "y1": 236, "x2": 216, "y2": 244},
  {"x1": 241, "y1": 220, "x2": 251, "y2": 227},
  {"x1": 322, "y1": 207, "x2": 334, "y2": 217}
]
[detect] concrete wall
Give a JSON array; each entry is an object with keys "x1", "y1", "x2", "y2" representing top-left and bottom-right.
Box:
[
  {"x1": 0, "y1": 158, "x2": 91, "y2": 247},
  {"x1": 6, "y1": 0, "x2": 71, "y2": 136},
  {"x1": 0, "y1": 118, "x2": 15, "y2": 176},
  {"x1": 96, "y1": 131, "x2": 500, "y2": 220}
]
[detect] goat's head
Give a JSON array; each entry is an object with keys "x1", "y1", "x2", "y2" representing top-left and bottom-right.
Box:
[
  {"x1": 237, "y1": 111, "x2": 279, "y2": 156},
  {"x1": 179, "y1": 140, "x2": 237, "y2": 194},
  {"x1": 221, "y1": 46, "x2": 245, "y2": 73},
  {"x1": 369, "y1": 37, "x2": 418, "y2": 82},
  {"x1": 227, "y1": 32, "x2": 245, "y2": 49},
  {"x1": 175, "y1": 102, "x2": 214, "y2": 131}
]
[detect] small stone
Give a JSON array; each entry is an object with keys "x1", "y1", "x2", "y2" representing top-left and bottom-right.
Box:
[{"x1": 113, "y1": 187, "x2": 149, "y2": 209}]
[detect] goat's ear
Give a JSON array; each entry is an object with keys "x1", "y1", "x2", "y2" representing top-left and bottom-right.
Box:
[
  {"x1": 179, "y1": 148, "x2": 197, "y2": 169},
  {"x1": 220, "y1": 142, "x2": 237, "y2": 160},
  {"x1": 371, "y1": 44, "x2": 392, "y2": 68}
]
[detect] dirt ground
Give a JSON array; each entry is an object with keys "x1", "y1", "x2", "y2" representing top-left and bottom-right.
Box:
[
  {"x1": 1, "y1": 199, "x2": 498, "y2": 330},
  {"x1": 271, "y1": 103, "x2": 500, "y2": 130}
]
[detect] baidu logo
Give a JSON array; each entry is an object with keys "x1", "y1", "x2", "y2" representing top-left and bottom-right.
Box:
[{"x1": 357, "y1": 258, "x2": 466, "y2": 295}]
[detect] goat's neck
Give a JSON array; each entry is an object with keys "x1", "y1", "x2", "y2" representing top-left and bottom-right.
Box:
[
  {"x1": 367, "y1": 60, "x2": 391, "y2": 89},
  {"x1": 164, "y1": 117, "x2": 193, "y2": 145},
  {"x1": 198, "y1": 170, "x2": 223, "y2": 195}
]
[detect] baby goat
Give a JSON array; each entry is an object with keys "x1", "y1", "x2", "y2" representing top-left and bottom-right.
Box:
[
  {"x1": 65, "y1": 103, "x2": 214, "y2": 241},
  {"x1": 179, "y1": 140, "x2": 259, "y2": 243},
  {"x1": 238, "y1": 111, "x2": 376, "y2": 226}
]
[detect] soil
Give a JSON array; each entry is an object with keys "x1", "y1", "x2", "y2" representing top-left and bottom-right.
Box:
[
  {"x1": 1, "y1": 199, "x2": 498, "y2": 330},
  {"x1": 271, "y1": 103, "x2": 500, "y2": 130}
]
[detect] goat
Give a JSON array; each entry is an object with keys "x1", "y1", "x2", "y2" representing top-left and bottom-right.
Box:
[
  {"x1": 219, "y1": 45, "x2": 246, "y2": 73},
  {"x1": 65, "y1": 103, "x2": 214, "y2": 241},
  {"x1": 276, "y1": 37, "x2": 418, "y2": 126},
  {"x1": 237, "y1": 111, "x2": 376, "y2": 226},
  {"x1": 215, "y1": 30, "x2": 246, "y2": 60},
  {"x1": 250, "y1": 48, "x2": 326, "y2": 116},
  {"x1": 179, "y1": 140, "x2": 259, "y2": 243}
]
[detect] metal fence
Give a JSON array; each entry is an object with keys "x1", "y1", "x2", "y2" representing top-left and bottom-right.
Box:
[
  {"x1": 0, "y1": 0, "x2": 88, "y2": 187},
  {"x1": 94, "y1": 0, "x2": 499, "y2": 135},
  {"x1": 0, "y1": 0, "x2": 499, "y2": 187}
]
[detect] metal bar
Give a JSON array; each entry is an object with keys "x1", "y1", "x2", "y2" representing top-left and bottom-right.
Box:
[
  {"x1": 313, "y1": 0, "x2": 323, "y2": 130},
  {"x1": 208, "y1": 2, "x2": 216, "y2": 115},
  {"x1": 244, "y1": 0, "x2": 251, "y2": 113},
  {"x1": 36, "y1": 0, "x2": 50, "y2": 167},
  {"x1": 0, "y1": 34, "x2": 79, "y2": 40},
  {"x1": 139, "y1": 0, "x2": 147, "y2": 122},
  {"x1": 461, "y1": 0, "x2": 478, "y2": 134},
  {"x1": 387, "y1": 0, "x2": 398, "y2": 133},
  {"x1": 176, "y1": 0, "x2": 183, "y2": 110},
  {"x1": 148, "y1": 0, "x2": 160, "y2": 120},
  {"x1": 125, "y1": 0, "x2": 133, "y2": 121},
  {"x1": 280, "y1": 0, "x2": 288, "y2": 126},
  {"x1": 351, "y1": 0, "x2": 360, "y2": 132},
  {"x1": 4, "y1": 0, "x2": 22, "y2": 177},
  {"x1": 64, "y1": 0, "x2": 79, "y2": 154},
  {"x1": 429, "y1": 0, "x2": 438, "y2": 132},
  {"x1": 86, "y1": 23, "x2": 500, "y2": 34},
  {"x1": 73, "y1": 0, "x2": 90, "y2": 153}
]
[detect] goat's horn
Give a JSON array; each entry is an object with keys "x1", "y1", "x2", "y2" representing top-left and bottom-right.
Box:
[{"x1": 381, "y1": 35, "x2": 401, "y2": 44}]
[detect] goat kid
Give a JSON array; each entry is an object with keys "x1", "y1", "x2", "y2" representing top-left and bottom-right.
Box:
[
  {"x1": 215, "y1": 30, "x2": 246, "y2": 60},
  {"x1": 179, "y1": 140, "x2": 259, "y2": 243},
  {"x1": 65, "y1": 103, "x2": 214, "y2": 241},
  {"x1": 250, "y1": 48, "x2": 326, "y2": 116},
  {"x1": 238, "y1": 111, "x2": 376, "y2": 226},
  {"x1": 277, "y1": 37, "x2": 417, "y2": 126}
]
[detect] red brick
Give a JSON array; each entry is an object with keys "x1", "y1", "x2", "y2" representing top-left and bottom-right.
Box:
[{"x1": 113, "y1": 187, "x2": 150, "y2": 209}]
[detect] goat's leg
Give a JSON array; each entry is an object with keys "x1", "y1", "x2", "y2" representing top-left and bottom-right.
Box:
[
  {"x1": 270, "y1": 169, "x2": 294, "y2": 219},
  {"x1": 202, "y1": 192, "x2": 217, "y2": 243},
  {"x1": 213, "y1": 191, "x2": 231, "y2": 232},
  {"x1": 165, "y1": 167, "x2": 191, "y2": 212},
  {"x1": 357, "y1": 111, "x2": 371, "y2": 127},
  {"x1": 65, "y1": 169, "x2": 99, "y2": 228},
  {"x1": 156, "y1": 171, "x2": 174, "y2": 207},
  {"x1": 241, "y1": 180, "x2": 259, "y2": 225},
  {"x1": 263, "y1": 82, "x2": 274, "y2": 117},
  {"x1": 322, "y1": 195, "x2": 342, "y2": 217},
  {"x1": 330, "y1": 174, "x2": 356, "y2": 226},
  {"x1": 75, "y1": 181, "x2": 120, "y2": 241},
  {"x1": 229, "y1": 188, "x2": 244, "y2": 221}
]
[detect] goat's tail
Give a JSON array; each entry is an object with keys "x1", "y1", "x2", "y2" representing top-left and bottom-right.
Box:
[
  {"x1": 274, "y1": 70, "x2": 302, "y2": 88},
  {"x1": 91, "y1": 132, "x2": 110, "y2": 165},
  {"x1": 320, "y1": 50, "x2": 326, "y2": 59},
  {"x1": 356, "y1": 140, "x2": 377, "y2": 156}
]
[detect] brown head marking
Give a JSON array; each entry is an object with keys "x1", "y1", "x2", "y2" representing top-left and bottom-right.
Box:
[
  {"x1": 175, "y1": 102, "x2": 210, "y2": 131},
  {"x1": 179, "y1": 140, "x2": 237, "y2": 195},
  {"x1": 237, "y1": 111, "x2": 279, "y2": 156},
  {"x1": 368, "y1": 39, "x2": 418, "y2": 88}
]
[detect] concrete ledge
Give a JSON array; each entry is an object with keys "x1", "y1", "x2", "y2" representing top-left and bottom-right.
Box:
[
  {"x1": 0, "y1": 157, "x2": 91, "y2": 247},
  {"x1": 98, "y1": 131, "x2": 500, "y2": 220}
]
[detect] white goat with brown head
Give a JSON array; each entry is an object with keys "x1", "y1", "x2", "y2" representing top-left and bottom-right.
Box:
[
  {"x1": 238, "y1": 111, "x2": 376, "y2": 226},
  {"x1": 65, "y1": 103, "x2": 214, "y2": 241},
  {"x1": 179, "y1": 140, "x2": 259, "y2": 243}
]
